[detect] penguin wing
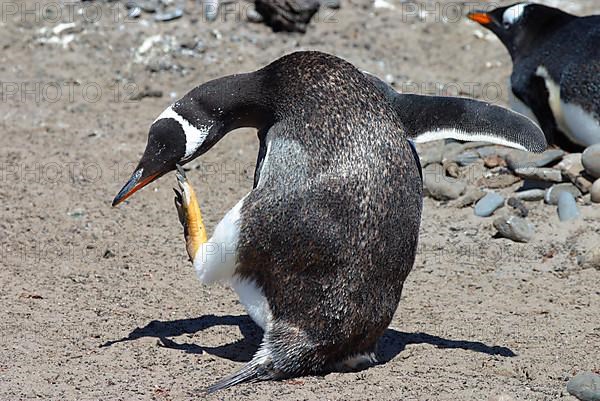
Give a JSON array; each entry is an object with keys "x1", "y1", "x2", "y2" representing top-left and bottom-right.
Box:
[
  {"x1": 396, "y1": 93, "x2": 547, "y2": 152},
  {"x1": 363, "y1": 71, "x2": 547, "y2": 152}
]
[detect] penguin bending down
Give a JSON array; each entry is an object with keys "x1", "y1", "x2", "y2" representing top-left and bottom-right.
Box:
[
  {"x1": 112, "y1": 51, "x2": 546, "y2": 392},
  {"x1": 468, "y1": 2, "x2": 600, "y2": 151}
]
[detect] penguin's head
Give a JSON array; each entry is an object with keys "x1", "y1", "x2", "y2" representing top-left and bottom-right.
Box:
[
  {"x1": 112, "y1": 105, "x2": 220, "y2": 206},
  {"x1": 467, "y1": 3, "x2": 571, "y2": 58}
]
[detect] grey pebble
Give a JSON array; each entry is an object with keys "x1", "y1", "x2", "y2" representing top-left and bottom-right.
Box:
[
  {"x1": 544, "y1": 183, "x2": 582, "y2": 205},
  {"x1": 506, "y1": 148, "x2": 565, "y2": 171},
  {"x1": 507, "y1": 197, "x2": 528, "y2": 217},
  {"x1": 578, "y1": 249, "x2": 600, "y2": 270},
  {"x1": 474, "y1": 192, "x2": 505, "y2": 217},
  {"x1": 582, "y1": 144, "x2": 600, "y2": 179},
  {"x1": 557, "y1": 192, "x2": 580, "y2": 221},
  {"x1": 514, "y1": 167, "x2": 563, "y2": 182},
  {"x1": 154, "y1": 8, "x2": 183, "y2": 21},
  {"x1": 452, "y1": 150, "x2": 480, "y2": 166},
  {"x1": 591, "y1": 178, "x2": 600, "y2": 203},
  {"x1": 423, "y1": 163, "x2": 466, "y2": 200},
  {"x1": 450, "y1": 188, "x2": 486, "y2": 208},
  {"x1": 514, "y1": 189, "x2": 545, "y2": 201},
  {"x1": 493, "y1": 215, "x2": 534, "y2": 242},
  {"x1": 567, "y1": 372, "x2": 600, "y2": 401}
]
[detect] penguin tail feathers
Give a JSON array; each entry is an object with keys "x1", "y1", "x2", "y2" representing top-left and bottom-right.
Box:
[{"x1": 204, "y1": 348, "x2": 274, "y2": 394}]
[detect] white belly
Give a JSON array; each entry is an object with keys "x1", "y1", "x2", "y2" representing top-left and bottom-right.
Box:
[
  {"x1": 230, "y1": 277, "x2": 272, "y2": 331},
  {"x1": 536, "y1": 66, "x2": 600, "y2": 147}
]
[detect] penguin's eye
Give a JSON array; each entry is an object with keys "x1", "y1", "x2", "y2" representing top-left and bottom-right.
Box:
[{"x1": 503, "y1": 21, "x2": 511, "y2": 29}]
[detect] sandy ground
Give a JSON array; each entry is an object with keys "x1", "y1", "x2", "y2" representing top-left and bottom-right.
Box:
[{"x1": 1, "y1": 0, "x2": 599, "y2": 400}]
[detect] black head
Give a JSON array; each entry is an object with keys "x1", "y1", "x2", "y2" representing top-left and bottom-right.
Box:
[{"x1": 467, "y1": 3, "x2": 574, "y2": 59}]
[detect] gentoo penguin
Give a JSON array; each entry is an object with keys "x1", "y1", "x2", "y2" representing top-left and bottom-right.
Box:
[
  {"x1": 112, "y1": 51, "x2": 546, "y2": 392},
  {"x1": 467, "y1": 2, "x2": 600, "y2": 151}
]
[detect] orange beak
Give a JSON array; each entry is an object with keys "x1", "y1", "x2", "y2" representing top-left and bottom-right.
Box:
[
  {"x1": 467, "y1": 12, "x2": 492, "y2": 25},
  {"x1": 112, "y1": 170, "x2": 161, "y2": 206}
]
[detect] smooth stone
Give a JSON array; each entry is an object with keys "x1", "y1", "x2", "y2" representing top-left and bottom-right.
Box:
[
  {"x1": 507, "y1": 197, "x2": 528, "y2": 217},
  {"x1": 493, "y1": 215, "x2": 534, "y2": 242},
  {"x1": 450, "y1": 188, "x2": 486, "y2": 208},
  {"x1": 481, "y1": 173, "x2": 521, "y2": 189},
  {"x1": 591, "y1": 179, "x2": 600, "y2": 203},
  {"x1": 452, "y1": 150, "x2": 480, "y2": 166},
  {"x1": 474, "y1": 192, "x2": 505, "y2": 217},
  {"x1": 544, "y1": 183, "x2": 582, "y2": 205},
  {"x1": 483, "y1": 154, "x2": 506, "y2": 168},
  {"x1": 578, "y1": 249, "x2": 600, "y2": 270},
  {"x1": 417, "y1": 142, "x2": 444, "y2": 166},
  {"x1": 557, "y1": 192, "x2": 580, "y2": 221},
  {"x1": 514, "y1": 167, "x2": 563, "y2": 182},
  {"x1": 582, "y1": 144, "x2": 600, "y2": 179},
  {"x1": 423, "y1": 163, "x2": 466, "y2": 201},
  {"x1": 506, "y1": 148, "x2": 565, "y2": 171},
  {"x1": 557, "y1": 153, "x2": 583, "y2": 174},
  {"x1": 514, "y1": 189, "x2": 546, "y2": 201},
  {"x1": 154, "y1": 8, "x2": 183, "y2": 21},
  {"x1": 567, "y1": 372, "x2": 600, "y2": 401}
]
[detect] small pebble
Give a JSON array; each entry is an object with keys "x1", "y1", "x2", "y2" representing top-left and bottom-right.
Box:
[
  {"x1": 474, "y1": 192, "x2": 505, "y2": 217},
  {"x1": 507, "y1": 197, "x2": 528, "y2": 217},
  {"x1": 582, "y1": 144, "x2": 600, "y2": 179},
  {"x1": 452, "y1": 150, "x2": 480, "y2": 166},
  {"x1": 514, "y1": 189, "x2": 545, "y2": 201},
  {"x1": 591, "y1": 178, "x2": 600, "y2": 203},
  {"x1": 450, "y1": 188, "x2": 485, "y2": 208},
  {"x1": 557, "y1": 192, "x2": 580, "y2": 221},
  {"x1": 493, "y1": 215, "x2": 534, "y2": 242},
  {"x1": 544, "y1": 183, "x2": 582, "y2": 205},
  {"x1": 567, "y1": 372, "x2": 600, "y2": 401},
  {"x1": 514, "y1": 167, "x2": 563, "y2": 182},
  {"x1": 577, "y1": 249, "x2": 600, "y2": 270},
  {"x1": 154, "y1": 8, "x2": 183, "y2": 21},
  {"x1": 483, "y1": 154, "x2": 506, "y2": 168},
  {"x1": 423, "y1": 164, "x2": 466, "y2": 200}
]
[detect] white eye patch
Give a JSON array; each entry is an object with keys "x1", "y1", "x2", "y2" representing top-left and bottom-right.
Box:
[
  {"x1": 503, "y1": 3, "x2": 529, "y2": 25},
  {"x1": 154, "y1": 106, "x2": 211, "y2": 160}
]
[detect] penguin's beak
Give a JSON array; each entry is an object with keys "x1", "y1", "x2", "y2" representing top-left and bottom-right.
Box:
[
  {"x1": 467, "y1": 11, "x2": 492, "y2": 25},
  {"x1": 112, "y1": 168, "x2": 163, "y2": 207}
]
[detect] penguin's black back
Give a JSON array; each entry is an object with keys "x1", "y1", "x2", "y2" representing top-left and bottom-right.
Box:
[{"x1": 235, "y1": 52, "x2": 422, "y2": 374}]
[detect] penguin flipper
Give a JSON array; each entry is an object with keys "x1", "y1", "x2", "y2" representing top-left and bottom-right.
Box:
[{"x1": 363, "y1": 72, "x2": 548, "y2": 152}]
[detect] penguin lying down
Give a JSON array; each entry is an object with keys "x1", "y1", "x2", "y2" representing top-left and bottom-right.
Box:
[
  {"x1": 112, "y1": 51, "x2": 546, "y2": 392},
  {"x1": 468, "y1": 2, "x2": 600, "y2": 151}
]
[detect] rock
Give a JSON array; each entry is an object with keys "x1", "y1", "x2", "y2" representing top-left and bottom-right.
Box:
[
  {"x1": 514, "y1": 167, "x2": 563, "y2": 182},
  {"x1": 452, "y1": 150, "x2": 480, "y2": 166},
  {"x1": 493, "y1": 215, "x2": 534, "y2": 242},
  {"x1": 154, "y1": 8, "x2": 183, "y2": 21},
  {"x1": 557, "y1": 192, "x2": 580, "y2": 221},
  {"x1": 480, "y1": 173, "x2": 521, "y2": 189},
  {"x1": 578, "y1": 249, "x2": 600, "y2": 270},
  {"x1": 255, "y1": 0, "x2": 320, "y2": 33},
  {"x1": 483, "y1": 154, "x2": 506, "y2": 168},
  {"x1": 506, "y1": 148, "x2": 565, "y2": 171},
  {"x1": 445, "y1": 162, "x2": 460, "y2": 178},
  {"x1": 514, "y1": 189, "x2": 545, "y2": 201},
  {"x1": 544, "y1": 183, "x2": 582, "y2": 205},
  {"x1": 507, "y1": 197, "x2": 528, "y2": 217},
  {"x1": 567, "y1": 372, "x2": 600, "y2": 401},
  {"x1": 322, "y1": 0, "x2": 341, "y2": 9},
  {"x1": 423, "y1": 164, "x2": 466, "y2": 201},
  {"x1": 582, "y1": 144, "x2": 600, "y2": 179},
  {"x1": 474, "y1": 192, "x2": 505, "y2": 217},
  {"x1": 558, "y1": 152, "x2": 594, "y2": 193},
  {"x1": 450, "y1": 188, "x2": 486, "y2": 208},
  {"x1": 246, "y1": 6, "x2": 264, "y2": 22},
  {"x1": 418, "y1": 143, "x2": 444, "y2": 166},
  {"x1": 557, "y1": 153, "x2": 583, "y2": 173},
  {"x1": 591, "y1": 179, "x2": 600, "y2": 203}
]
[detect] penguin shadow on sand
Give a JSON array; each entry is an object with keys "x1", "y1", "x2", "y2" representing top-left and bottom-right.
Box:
[{"x1": 101, "y1": 315, "x2": 515, "y2": 365}]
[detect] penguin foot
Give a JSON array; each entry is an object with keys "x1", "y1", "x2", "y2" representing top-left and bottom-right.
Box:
[{"x1": 173, "y1": 164, "x2": 208, "y2": 262}]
